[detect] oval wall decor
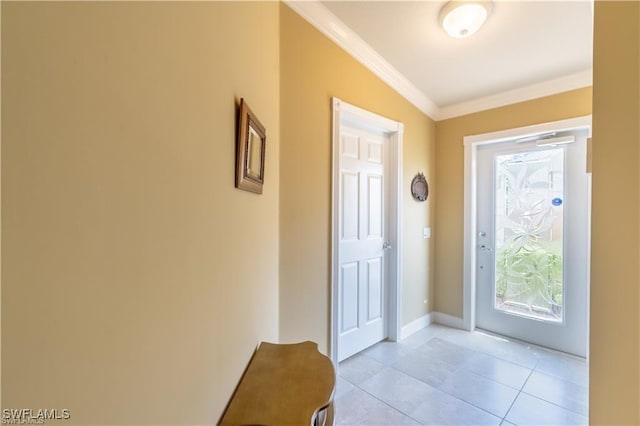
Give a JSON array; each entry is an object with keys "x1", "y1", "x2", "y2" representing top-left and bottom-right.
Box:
[{"x1": 411, "y1": 173, "x2": 429, "y2": 202}]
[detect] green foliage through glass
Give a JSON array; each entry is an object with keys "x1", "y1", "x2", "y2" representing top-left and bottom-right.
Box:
[{"x1": 494, "y1": 148, "x2": 564, "y2": 322}]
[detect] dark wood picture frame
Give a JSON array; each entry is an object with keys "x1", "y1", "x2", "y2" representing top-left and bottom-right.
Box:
[{"x1": 236, "y1": 98, "x2": 266, "y2": 194}]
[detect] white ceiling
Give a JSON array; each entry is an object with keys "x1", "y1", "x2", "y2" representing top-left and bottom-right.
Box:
[{"x1": 290, "y1": 1, "x2": 593, "y2": 120}]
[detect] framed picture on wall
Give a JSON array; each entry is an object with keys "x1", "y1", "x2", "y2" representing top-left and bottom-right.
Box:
[{"x1": 235, "y1": 98, "x2": 266, "y2": 194}]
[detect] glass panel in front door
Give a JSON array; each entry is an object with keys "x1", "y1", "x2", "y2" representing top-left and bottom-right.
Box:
[{"x1": 494, "y1": 148, "x2": 565, "y2": 323}]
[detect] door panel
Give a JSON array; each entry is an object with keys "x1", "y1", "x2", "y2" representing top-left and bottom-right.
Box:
[
  {"x1": 367, "y1": 258, "x2": 383, "y2": 321},
  {"x1": 368, "y1": 175, "x2": 383, "y2": 237},
  {"x1": 340, "y1": 263, "x2": 359, "y2": 334},
  {"x1": 341, "y1": 172, "x2": 359, "y2": 240},
  {"x1": 338, "y1": 125, "x2": 389, "y2": 361},
  {"x1": 476, "y1": 131, "x2": 590, "y2": 357}
]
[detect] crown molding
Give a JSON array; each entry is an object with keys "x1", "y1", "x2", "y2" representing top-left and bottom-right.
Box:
[
  {"x1": 284, "y1": 1, "x2": 593, "y2": 122},
  {"x1": 434, "y1": 70, "x2": 593, "y2": 120},
  {"x1": 283, "y1": 0, "x2": 439, "y2": 119}
]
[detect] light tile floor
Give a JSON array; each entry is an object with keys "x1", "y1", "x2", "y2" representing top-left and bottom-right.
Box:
[{"x1": 335, "y1": 324, "x2": 588, "y2": 426}]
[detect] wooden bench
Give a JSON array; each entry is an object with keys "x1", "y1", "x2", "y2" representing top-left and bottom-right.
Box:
[{"x1": 219, "y1": 341, "x2": 336, "y2": 426}]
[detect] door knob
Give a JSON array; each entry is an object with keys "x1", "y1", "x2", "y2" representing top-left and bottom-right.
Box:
[
  {"x1": 383, "y1": 242, "x2": 392, "y2": 250},
  {"x1": 479, "y1": 244, "x2": 492, "y2": 252}
]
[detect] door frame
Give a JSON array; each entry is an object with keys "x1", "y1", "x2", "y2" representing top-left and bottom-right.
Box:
[
  {"x1": 462, "y1": 115, "x2": 592, "y2": 334},
  {"x1": 330, "y1": 97, "x2": 404, "y2": 363}
]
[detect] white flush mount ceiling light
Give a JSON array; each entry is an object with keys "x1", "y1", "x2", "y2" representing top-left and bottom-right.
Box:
[{"x1": 439, "y1": 1, "x2": 492, "y2": 39}]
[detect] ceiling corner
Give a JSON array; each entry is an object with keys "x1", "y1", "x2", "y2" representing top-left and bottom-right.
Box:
[
  {"x1": 437, "y1": 70, "x2": 593, "y2": 121},
  {"x1": 283, "y1": 0, "x2": 441, "y2": 120},
  {"x1": 283, "y1": 1, "x2": 593, "y2": 122}
]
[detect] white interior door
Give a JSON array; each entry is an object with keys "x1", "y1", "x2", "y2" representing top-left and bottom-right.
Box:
[
  {"x1": 337, "y1": 124, "x2": 389, "y2": 361},
  {"x1": 475, "y1": 130, "x2": 590, "y2": 357}
]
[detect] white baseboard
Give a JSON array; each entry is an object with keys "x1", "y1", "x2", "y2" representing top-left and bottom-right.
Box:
[
  {"x1": 432, "y1": 312, "x2": 465, "y2": 330},
  {"x1": 400, "y1": 313, "x2": 433, "y2": 340},
  {"x1": 399, "y1": 312, "x2": 467, "y2": 341}
]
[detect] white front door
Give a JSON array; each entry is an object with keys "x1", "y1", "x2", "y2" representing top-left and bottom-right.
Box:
[
  {"x1": 337, "y1": 124, "x2": 389, "y2": 361},
  {"x1": 475, "y1": 130, "x2": 590, "y2": 357}
]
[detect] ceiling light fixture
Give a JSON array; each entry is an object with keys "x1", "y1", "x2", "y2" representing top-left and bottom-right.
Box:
[{"x1": 439, "y1": 1, "x2": 492, "y2": 39}]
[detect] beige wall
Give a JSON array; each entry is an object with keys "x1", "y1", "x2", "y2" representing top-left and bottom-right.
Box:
[
  {"x1": 279, "y1": 4, "x2": 436, "y2": 352},
  {"x1": 4, "y1": 1, "x2": 639, "y2": 425},
  {"x1": 434, "y1": 88, "x2": 592, "y2": 318},
  {"x1": 590, "y1": 1, "x2": 639, "y2": 423},
  {"x1": 2, "y1": 2, "x2": 280, "y2": 424}
]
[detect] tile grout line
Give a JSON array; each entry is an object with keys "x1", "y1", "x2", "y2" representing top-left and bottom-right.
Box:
[
  {"x1": 502, "y1": 363, "x2": 537, "y2": 423},
  {"x1": 344, "y1": 359, "x2": 505, "y2": 423},
  {"x1": 353, "y1": 381, "x2": 427, "y2": 425},
  {"x1": 387, "y1": 358, "x2": 514, "y2": 422},
  {"x1": 338, "y1": 326, "x2": 589, "y2": 425},
  {"x1": 518, "y1": 389, "x2": 589, "y2": 418},
  {"x1": 526, "y1": 358, "x2": 590, "y2": 418}
]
